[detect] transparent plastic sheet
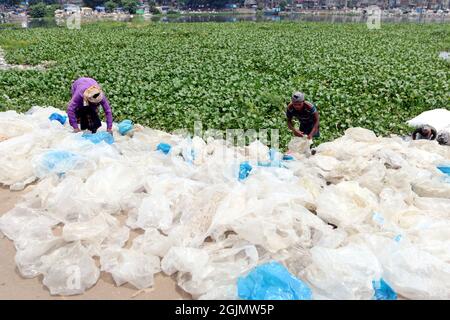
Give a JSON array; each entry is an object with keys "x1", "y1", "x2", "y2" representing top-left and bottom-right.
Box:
[
  {"x1": 1, "y1": 107, "x2": 450, "y2": 299},
  {"x1": 39, "y1": 242, "x2": 100, "y2": 295},
  {"x1": 100, "y1": 247, "x2": 161, "y2": 290}
]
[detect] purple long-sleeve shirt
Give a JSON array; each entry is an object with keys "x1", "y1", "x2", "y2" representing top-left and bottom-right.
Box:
[{"x1": 67, "y1": 77, "x2": 113, "y2": 130}]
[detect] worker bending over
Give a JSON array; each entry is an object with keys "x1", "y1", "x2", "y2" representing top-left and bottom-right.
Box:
[
  {"x1": 412, "y1": 125, "x2": 437, "y2": 141},
  {"x1": 286, "y1": 92, "x2": 320, "y2": 140},
  {"x1": 67, "y1": 77, "x2": 113, "y2": 134}
]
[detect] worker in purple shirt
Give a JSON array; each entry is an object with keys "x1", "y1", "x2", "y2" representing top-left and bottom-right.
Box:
[{"x1": 67, "y1": 77, "x2": 113, "y2": 134}]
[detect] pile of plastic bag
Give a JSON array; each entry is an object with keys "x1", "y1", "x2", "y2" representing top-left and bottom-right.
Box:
[
  {"x1": 407, "y1": 108, "x2": 450, "y2": 134},
  {"x1": 0, "y1": 106, "x2": 449, "y2": 299}
]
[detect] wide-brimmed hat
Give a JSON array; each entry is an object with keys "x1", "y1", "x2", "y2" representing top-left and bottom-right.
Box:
[{"x1": 83, "y1": 85, "x2": 103, "y2": 106}]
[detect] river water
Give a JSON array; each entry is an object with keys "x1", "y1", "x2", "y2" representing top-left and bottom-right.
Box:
[{"x1": 1, "y1": 13, "x2": 449, "y2": 29}]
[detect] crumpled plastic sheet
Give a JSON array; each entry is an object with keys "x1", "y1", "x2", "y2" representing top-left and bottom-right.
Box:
[{"x1": 0, "y1": 107, "x2": 449, "y2": 299}]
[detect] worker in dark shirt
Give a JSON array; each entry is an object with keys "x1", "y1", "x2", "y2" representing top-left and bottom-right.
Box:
[
  {"x1": 412, "y1": 125, "x2": 437, "y2": 141},
  {"x1": 286, "y1": 92, "x2": 320, "y2": 140}
]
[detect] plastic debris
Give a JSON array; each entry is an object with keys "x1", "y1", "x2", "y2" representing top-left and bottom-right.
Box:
[
  {"x1": 156, "y1": 142, "x2": 171, "y2": 154},
  {"x1": 100, "y1": 248, "x2": 160, "y2": 290},
  {"x1": 82, "y1": 131, "x2": 114, "y2": 144},
  {"x1": 1, "y1": 106, "x2": 450, "y2": 299},
  {"x1": 372, "y1": 278, "x2": 397, "y2": 300},
  {"x1": 439, "y1": 51, "x2": 449, "y2": 61},
  {"x1": 118, "y1": 119, "x2": 133, "y2": 136},
  {"x1": 237, "y1": 261, "x2": 312, "y2": 300},
  {"x1": 238, "y1": 161, "x2": 252, "y2": 180},
  {"x1": 33, "y1": 150, "x2": 85, "y2": 178},
  {"x1": 407, "y1": 108, "x2": 450, "y2": 132},
  {"x1": 372, "y1": 212, "x2": 385, "y2": 225},
  {"x1": 48, "y1": 113, "x2": 67, "y2": 125},
  {"x1": 282, "y1": 154, "x2": 295, "y2": 161}
]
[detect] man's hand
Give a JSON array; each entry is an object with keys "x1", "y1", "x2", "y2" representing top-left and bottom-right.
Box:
[
  {"x1": 73, "y1": 128, "x2": 81, "y2": 133},
  {"x1": 107, "y1": 129, "x2": 113, "y2": 136},
  {"x1": 294, "y1": 130, "x2": 304, "y2": 137},
  {"x1": 307, "y1": 134, "x2": 313, "y2": 140}
]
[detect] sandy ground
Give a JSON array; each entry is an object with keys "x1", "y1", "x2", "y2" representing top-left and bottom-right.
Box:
[{"x1": 0, "y1": 186, "x2": 191, "y2": 300}]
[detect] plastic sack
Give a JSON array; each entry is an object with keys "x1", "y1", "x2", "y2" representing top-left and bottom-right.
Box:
[
  {"x1": 316, "y1": 181, "x2": 378, "y2": 228},
  {"x1": 288, "y1": 137, "x2": 311, "y2": 155},
  {"x1": 407, "y1": 108, "x2": 450, "y2": 132},
  {"x1": 156, "y1": 142, "x2": 171, "y2": 154},
  {"x1": 238, "y1": 261, "x2": 312, "y2": 300},
  {"x1": 48, "y1": 113, "x2": 67, "y2": 125},
  {"x1": 238, "y1": 161, "x2": 252, "y2": 181},
  {"x1": 82, "y1": 132, "x2": 114, "y2": 144},
  {"x1": 33, "y1": 150, "x2": 85, "y2": 178},
  {"x1": 372, "y1": 278, "x2": 397, "y2": 300},
  {"x1": 118, "y1": 119, "x2": 133, "y2": 136},
  {"x1": 305, "y1": 244, "x2": 383, "y2": 300}
]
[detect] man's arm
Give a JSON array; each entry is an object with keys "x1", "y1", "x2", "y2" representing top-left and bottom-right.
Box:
[
  {"x1": 286, "y1": 106, "x2": 303, "y2": 137},
  {"x1": 412, "y1": 128, "x2": 420, "y2": 140},
  {"x1": 430, "y1": 127, "x2": 437, "y2": 140},
  {"x1": 287, "y1": 117, "x2": 303, "y2": 137},
  {"x1": 308, "y1": 112, "x2": 320, "y2": 139}
]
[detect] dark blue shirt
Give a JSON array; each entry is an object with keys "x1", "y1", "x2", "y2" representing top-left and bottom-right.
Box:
[{"x1": 286, "y1": 103, "x2": 318, "y2": 126}]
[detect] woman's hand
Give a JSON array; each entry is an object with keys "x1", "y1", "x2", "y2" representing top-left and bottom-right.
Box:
[
  {"x1": 307, "y1": 134, "x2": 313, "y2": 140},
  {"x1": 107, "y1": 129, "x2": 113, "y2": 136},
  {"x1": 73, "y1": 128, "x2": 81, "y2": 133}
]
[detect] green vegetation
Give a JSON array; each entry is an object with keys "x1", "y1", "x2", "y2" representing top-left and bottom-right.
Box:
[
  {"x1": 104, "y1": 0, "x2": 118, "y2": 13},
  {"x1": 0, "y1": 22, "x2": 448, "y2": 147},
  {"x1": 28, "y1": 2, "x2": 60, "y2": 18}
]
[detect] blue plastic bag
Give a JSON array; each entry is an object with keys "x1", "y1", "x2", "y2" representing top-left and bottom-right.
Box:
[
  {"x1": 118, "y1": 119, "x2": 133, "y2": 136},
  {"x1": 437, "y1": 166, "x2": 450, "y2": 176},
  {"x1": 156, "y1": 142, "x2": 171, "y2": 155},
  {"x1": 36, "y1": 150, "x2": 81, "y2": 177},
  {"x1": 372, "y1": 278, "x2": 397, "y2": 300},
  {"x1": 238, "y1": 162, "x2": 252, "y2": 181},
  {"x1": 237, "y1": 261, "x2": 312, "y2": 300},
  {"x1": 82, "y1": 132, "x2": 114, "y2": 144},
  {"x1": 48, "y1": 113, "x2": 67, "y2": 125}
]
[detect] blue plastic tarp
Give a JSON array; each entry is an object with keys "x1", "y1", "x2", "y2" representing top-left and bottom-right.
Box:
[
  {"x1": 237, "y1": 261, "x2": 312, "y2": 300},
  {"x1": 82, "y1": 132, "x2": 114, "y2": 144},
  {"x1": 48, "y1": 113, "x2": 67, "y2": 125},
  {"x1": 118, "y1": 119, "x2": 133, "y2": 136}
]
